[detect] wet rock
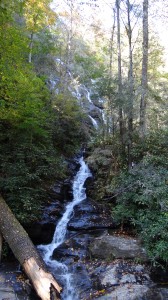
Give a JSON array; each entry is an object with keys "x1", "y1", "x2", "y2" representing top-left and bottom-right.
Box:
[
  {"x1": 71, "y1": 263, "x2": 92, "y2": 299},
  {"x1": 52, "y1": 179, "x2": 73, "y2": 202},
  {"x1": 52, "y1": 243, "x2": 85, "y2": 262},
  {"x1": 50, "y1": 181, "x2": 64, "y2": 201},
  {"x1": 0, "y1": 262, "x2": 34, "y2": 300},
  {"x1": 89, "y1": 107, "x2": 101, "y2": 120},
  {"x1": 83, "y1": 176, "x2": 94, "y2": 190},
  {"x1": 0, "y1": 286, "x2": 17, "y2": 300},
  {"x1": 91, "y1": 98, "x2": 104, "y2": 109},
  {"x1": 52, "y1": 233, "x2": 91, "y2": 262},
  {"x1": 67, "y1": 159, "x2": 81, "y2": 176},
  {"x1": 67, "y1": 200, "x2": 115, "y2": 231},
  {"x1": 89, "y1": 235, "x2": 148, "y2": 261}
]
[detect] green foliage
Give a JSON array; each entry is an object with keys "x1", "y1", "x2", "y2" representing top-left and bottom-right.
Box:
[
  {"x1": 111, "y1": 130, "x2": 168, "y2": 263},
  {"x1": 0, "y1": 123, "x2": 66, "y2": 222},
  {"x1": 51, "y1": 93, "x2": 87, "y2": 156},
  {"x1": 0, "y1": 1, "x2": 87, "y2": 225},
  {"x1": 74, "y1": 53, "x2": 105, "y2": 83},
  {"x1": 131, "y1": 129, "x2": 168, "y2": 166}
]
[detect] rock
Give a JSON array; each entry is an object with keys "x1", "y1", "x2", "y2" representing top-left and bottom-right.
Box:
[
  {"x1": 145, "y1": 288, "x2": 168, "y2": 300},
  {"x1": 95, "y1": 286, "x2": 168, "y2": 300},
  {"x1": 52, "y1": 242, "x2": 85, "y2": 262},
  {"x1": 88, "y1": 260, "x2": 168, "y2": 300},
  {"x1": 52, "y1": 179, "x2": 73, "y2": 201},
  {"x1": 86, "y1": 147, "x2": 113, "y2": 174},
  {"x1": 0, "y1": 262, "x2": 33, "y2": 300},
  {"x1": 91, "y1": 98, "x2": 104, "y2": 109},
  {"x1": 120, "y1": 274, "x2": 136, "y2": 284},
  {"x1": 52, "y1": 233, "x2": 92, "y2": 262},
  {"x1": 70, "y1": 263, "x2": 92, "y2": 298},
  {"x1": 0, "y1": 286, "x2": 17, "y2": 300},
  {"x1": 95, "y1": 284, "x2": 149, "y2": 300},
  {"x1": 89, "y1": 235, "x2": 148, "y2": 261},
  {"x1": 101, "y1": 266, "x2": 119, "y2": 286},
  {"x1": 67, "y1": 200, "x2": 116, "y2": 231},
  {"x1": 92, "y1": 261, "x2": 152, "y2": 288}
]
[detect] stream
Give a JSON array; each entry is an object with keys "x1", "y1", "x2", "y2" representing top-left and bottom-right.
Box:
[
  {"x1": 1, "y1": 156, "x2": 168, "y2": 299},
  {"x1": 38, "y1": 156, "x2": 92, "y2": 300}
]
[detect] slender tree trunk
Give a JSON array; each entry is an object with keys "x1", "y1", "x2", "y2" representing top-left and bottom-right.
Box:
[
  {"x1": 108, "y1": 8, "x2": 116, "y2": 136},
  {"x1": 0, "y1": 231, "x2": 2, "y2": 262},
  {"x1": 127, "y1": 0, "x2": 134, "y2": 135},
  {"x1": 29, "y1": 32, "x2": 34, "y2": 63},
  {"x1": 63, "y1": 0, "x2": 74, "y2": 91},
  {"x1": 116, "y1": 0, "x2": 124, "y2": 144},
  {"x1": 140, "y1": 0, "x2": 148, "y2": 138},
  {"x1": 109, "y1": 8, "x2": 116, "y2": 78},
  {"x1": 0, "y1": 195, "x2": 62, "y2": 300},
  {"x1": 126, "y1": 0, "x2": 134, "y2": 168}
]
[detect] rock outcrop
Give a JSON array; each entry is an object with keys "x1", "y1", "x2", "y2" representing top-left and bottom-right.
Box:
[{"x1": 89, "y1": 234, "x2": 148, "y2": 261}]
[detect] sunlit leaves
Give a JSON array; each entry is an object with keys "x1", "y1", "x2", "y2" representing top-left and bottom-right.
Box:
[{"x1": 23, "y1": 0, "x2": 56, "y2": 32}]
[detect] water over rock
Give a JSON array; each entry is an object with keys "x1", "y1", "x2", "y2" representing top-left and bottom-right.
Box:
[
  {"x1": 25, "y1": 158, "x2": 81, "y2": 244},
  {"x1": 52, "y1": 233, "x2": 91, "y2": 262}
]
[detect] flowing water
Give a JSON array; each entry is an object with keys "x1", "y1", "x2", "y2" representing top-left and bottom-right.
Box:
[
  {"x1": 38, "y1": 157, "x2": 91, "y2": 300},
  {"x1": 89, "y1": 115, "x2": 98, "y2": 129}
]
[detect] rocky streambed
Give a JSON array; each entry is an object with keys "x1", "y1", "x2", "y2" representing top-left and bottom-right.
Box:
[{"x1": 0, "y1": 159, "x2": 168, "y2": 300}]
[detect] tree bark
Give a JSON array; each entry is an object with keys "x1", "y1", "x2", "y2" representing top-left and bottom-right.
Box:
[
  {"x1": 108, "y1": 8, "x2": 116, "y2": 137},
  {"x1": 28, "y1": 32, "x2": 34, "y2": 63},
  {"x1": 140, "y1": 0, "x2": 148, "y2": 138},
  {"x1": 0, "y1": 195, "x2": 62, "y2": 300},
  {"x1": 109, "y1": 8, "x2": 116, "y2": 79},
  {"x1": 126, "y1": 0, "x2": 134, "y2": 168},
  {"x1": 0, "y1": 231, "x2": 2, "y2": 262},
  {"x1": 116, "y1": 0, "x2": 124, "y2": 145}
]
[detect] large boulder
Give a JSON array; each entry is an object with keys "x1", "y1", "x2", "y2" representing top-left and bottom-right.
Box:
[{"x1": 89, "y1": 235, "x2": 148, "y2": 261}]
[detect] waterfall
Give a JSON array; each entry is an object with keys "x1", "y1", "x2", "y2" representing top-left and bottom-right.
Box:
[
  {"x1": 38, "y1": 156, "x2": 91, "y2": 299},
  {"x1": 89, "y1": 115, "x2": 99, "y2": 129}
]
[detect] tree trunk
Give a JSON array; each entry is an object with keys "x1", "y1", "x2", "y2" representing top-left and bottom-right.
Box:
[
  {"x1": 126, "y1": 0, "x2": 134, "y2": 168},
  {"x1": 29, "y1": 32, "x2": 34, "y2": 63},
  {"x1": 109, "y1": 8, "x2": 116, "y2": 79},
  {"x1": 0, "y1": 231, "x2": 2, "y2": 262},
  {"x1": 108, "y1": 8, "x2": 116, "y2": 137},
  {"x1": 140, "y1": 0, "x2": 148, "y2": 138},
  {"x1": 116, "y1": 0, "x2": 124, "y2": 145},
  {"x1": 0, "y1": 195, "x2": 62, "y2": 300}
]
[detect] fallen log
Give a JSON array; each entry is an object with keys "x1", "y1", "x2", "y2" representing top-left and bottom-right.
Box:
[{"x1": 0, "y1": 195, "x2": 62, "y2": 300}]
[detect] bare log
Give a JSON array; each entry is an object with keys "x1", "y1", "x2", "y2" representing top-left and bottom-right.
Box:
[{"x1": 0, "y1": 195, "x2": 62, "y2": 300}]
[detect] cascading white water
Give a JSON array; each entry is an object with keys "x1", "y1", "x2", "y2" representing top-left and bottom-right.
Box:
[
  {"x1": 89, "y1": 115, "x2": 99, "y2": 129},
  {"x1": 38, "y1": 156, "x2": 91, "y2": 299}
]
